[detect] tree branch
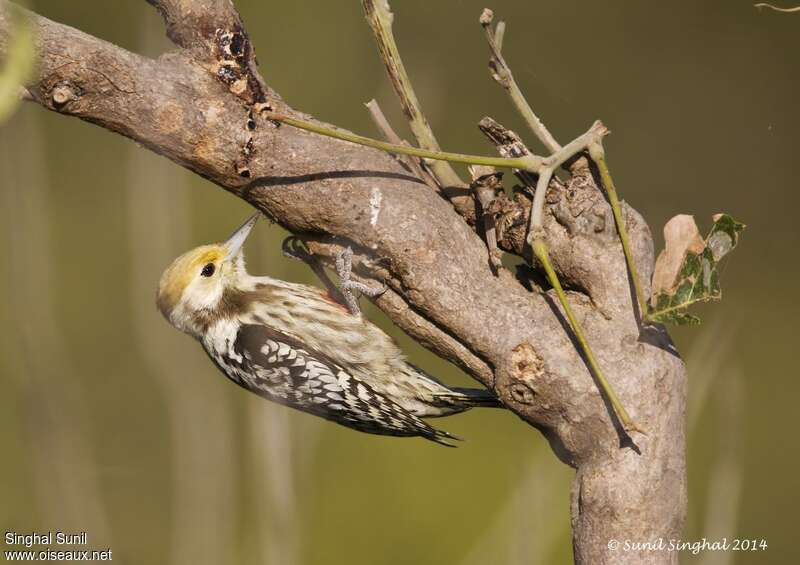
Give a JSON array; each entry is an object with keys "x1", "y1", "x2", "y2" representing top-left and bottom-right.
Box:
[
  {"x1": 479, "y1": 8, "x2": 561, "y2": 154},
  {"x1": 0, "y1": 1, "x2": 687, "y2": 563},
  {"x1": 145, "y1": 0, "x2": 272, "y2": 108},
  {"x1": 145, "y1": 0, "x2": 240, "y2": 52},
  {"x1": 361, "y1": 0, "x2": 464, "y2": 189}
]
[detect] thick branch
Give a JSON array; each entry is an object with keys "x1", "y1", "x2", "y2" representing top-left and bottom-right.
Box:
[
  {"x1": 146, "y1": 0, "x2": 271, "y2": 106},
  {"x1": 145, "y1": 0, "x2": 241, "y2": 52}
]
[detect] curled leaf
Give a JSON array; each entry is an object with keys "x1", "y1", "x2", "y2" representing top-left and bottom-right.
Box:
[{"x1": 648, "y1": 214, "x2": 744, "y2": 325}]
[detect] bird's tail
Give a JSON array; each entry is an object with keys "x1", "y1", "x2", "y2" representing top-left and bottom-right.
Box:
[
  {"x1": 424, "y1": 427, "x2": 462, "y2": 447},
  {"x1": 447, "y1": 387, "x2": 503, "y2": 408},
  {"x1": 427, "y1": 387, "x2": 503, "y2": 416},
  {"x1": 405, "y1": 363, "x2": 503, "y2": 415}
]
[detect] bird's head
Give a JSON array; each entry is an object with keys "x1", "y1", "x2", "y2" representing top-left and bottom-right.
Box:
[{"x1": 157, "y1": 212, "x2": 259, "y2": 336}]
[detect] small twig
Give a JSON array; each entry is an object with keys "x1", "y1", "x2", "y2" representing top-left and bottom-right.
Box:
[
  {"x1": 754, "y1": 3, "x2": 800, "y2": 12},
  {"x1": 365, "y1": 99, "x2": 404, "y2": 146},
  {"x1": 588, "y1": 142, "x2": 649, "y2": 318},
  {"x1": 362, "y1": 0, "x2": 465, "y2": 189},
  {"x1": 478, "y1": 116, "x2": 542, "y2": 195},
  {"x1": 469, "y1": 165, "x2": 504, "y2": 274},
  {"x1": 266, "y1": 112, "x2": 542, "y2": 171},
  {"x1": 493, "y1": 20, "x2": 506, "y2": 51},
  {"x1": 365, "y1": 99, "x2": 440, "y2": 192},
  {"x1": 479, "y1": 9, "x2": 561, "y2": 154}
]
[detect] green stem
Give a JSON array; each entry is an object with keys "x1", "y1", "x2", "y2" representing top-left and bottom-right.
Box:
[
  {"x1": 588, "y1": 143, "x2": 649, "y2": 318},
  {"x1": 267, "y1": 112, "x2": 542, "y2": 171},
  {"x1": 532, "y1": 238, "x2": 642, "y2": 434}
]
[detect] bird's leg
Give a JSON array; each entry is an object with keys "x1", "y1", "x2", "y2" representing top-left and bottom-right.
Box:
[{"x1": 335, "y1": 246, "x2": 387, "y2": 315}]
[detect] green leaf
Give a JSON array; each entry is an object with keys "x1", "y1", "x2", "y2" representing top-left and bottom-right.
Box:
[
  {"x1": 647, "y1": 213, "x2": 744, "y2": 325},
  {"x1": 0, "y1": 5, "x2": 36, "y2": 125}
]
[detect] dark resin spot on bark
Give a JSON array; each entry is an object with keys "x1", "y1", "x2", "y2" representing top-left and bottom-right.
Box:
[{"x1": 217, "y1": 65, "x2": 242, "y2": 85}]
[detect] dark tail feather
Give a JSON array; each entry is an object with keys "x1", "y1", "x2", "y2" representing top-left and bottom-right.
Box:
[
  {"x1": 447, "y1": 387, "x2": 503, "y2": 408},
  {"x1": 424, "y1": 427, "x2": 463, "y2": 447},
  {"x1": 408, "y1": 364, "x2": 503, "y2": 410}
]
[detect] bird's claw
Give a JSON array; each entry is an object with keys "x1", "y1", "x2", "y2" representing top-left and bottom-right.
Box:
[
  {"x1": 335, "y1": 246, "x2": 386, "y2": 315},
  {"x1": 281, "y1": 236, "x2": 312, "y2": 262}
]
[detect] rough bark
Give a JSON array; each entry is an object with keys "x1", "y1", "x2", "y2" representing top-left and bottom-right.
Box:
[{"x1": 0, "y1": 1, "x2": 687, "y2": 563}]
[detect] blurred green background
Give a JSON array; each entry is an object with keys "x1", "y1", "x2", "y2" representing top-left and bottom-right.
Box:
[{"x1": 0, "y1": 1, "x2": 797, "y2": 563}]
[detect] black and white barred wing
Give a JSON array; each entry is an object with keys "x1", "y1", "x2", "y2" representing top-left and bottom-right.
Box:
[{"x1": 230, "y1": 324, "x2": 456, "y2": 445}]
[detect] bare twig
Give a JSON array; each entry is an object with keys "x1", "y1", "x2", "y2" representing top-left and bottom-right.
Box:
[
  {"x1": 492, "y1": 20, "x2": 505, "y2": 51},
  {"x1": 479, "y1": 9, "x2": 561, "y2": 154},
  {"x1": 478, "y1": 117, "x2": 540, "y2": 188},
  {"x1": 754, "y1": 3, "x2": 800, "y2": 12},
  {"x1": 477, "y1": 10, "x2": 650, "y2": 325},
  {"x1": 469, "y1": 165, "x2": 504, "y2": 273},
  {"x1": 365, "y1": 99, "x2": 404, "y2": 146},
  {"x1": 532, "y1": 238, "x2": 641, "y2": 434},
  {"x1": 362, "y1": 0, "x2": 465, "y2": 189}
]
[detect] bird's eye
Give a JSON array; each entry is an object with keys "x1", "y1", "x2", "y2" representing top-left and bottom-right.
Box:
[{"x1": 200, "y1": 263, "x2": 216, "y2": 277}]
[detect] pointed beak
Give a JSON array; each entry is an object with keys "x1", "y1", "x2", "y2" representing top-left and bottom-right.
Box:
[{"x1": 223, "y1": 212, "x2": 260, "y2": 261}]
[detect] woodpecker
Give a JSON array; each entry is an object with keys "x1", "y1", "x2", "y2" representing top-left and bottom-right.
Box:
[{"x1": 156, "y1": 213, "x2": 501, "y2": 445}]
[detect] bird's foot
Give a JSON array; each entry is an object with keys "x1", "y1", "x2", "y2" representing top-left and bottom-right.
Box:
[{"x1": 336, "y1": 246, "x2": 387, "y2": 315}]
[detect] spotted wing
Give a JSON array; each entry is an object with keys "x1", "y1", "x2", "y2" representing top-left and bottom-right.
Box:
[{"x1": 229, "y1": 324, "x2": 455, "y2": 445}]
